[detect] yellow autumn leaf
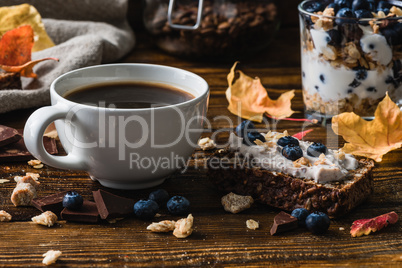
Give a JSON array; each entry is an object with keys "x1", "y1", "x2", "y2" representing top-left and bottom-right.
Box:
[
  {"x1": 225, "y1": 62, "x2": 295, "y2": 122},
  {"x1": 332, "y1": 93, "x2": 402, "y2": 162},
  {"x1": 0, "y1": 4, "x2": 54, "y2": 52}
]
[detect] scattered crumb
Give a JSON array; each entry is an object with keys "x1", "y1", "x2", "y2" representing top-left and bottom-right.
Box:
[
  {"x1": 173, "y1": 214, "x2": 194, "y2": 238},
  {"x1": 0, "y1": 179, "x2": 10, "y2": 184},
  {"x1": 28, "y1": 159, "x2": 41, "y2": 166},
  {"x1": 107, "y1": 218, "x2": 124, "y2": 224},
  {"x1": 32, "y1": 211, "x2": 58, "y2": 227},
  {"x1": 14, "y1": 173, "x2": 40, "y2": 183},
  {"x1": 246, "y1": 219, "x2": 259, "y2": 230},
  {"x1": 221, "y1": 192, "x2": 254, "y2": 214},
  {"x1": 198, "y1": 137, "x2": 217, "y2": 151},
  {"x1": 15, "y1": 175, "x2": 40, "y2": 189},
  {"x1": 154, "y1": 213, "x2": 162, "y2": 218},
  {"x1": 42, "y1": 250, "x2": 62, "y2": 265},
  {"x1": 0, "y1": 210, "x2": 12, "y2": 222},
  {"x1": 11, "y1": 182, "x2": 37, "y2": 206},
  {"x1": 26, "y1": 173, "x2": 40, "y2": 180},
  {"x1": 147, "y1": 220, "x2": 176, "y2": 232},
  {"x1": 33, "y1": 164, "x2": 44, "y2": 169},
  {"x1": 339, "y1": 227, "x2": 345, "y2": 231},
  {"x1": 13, "y1": 176, "x2": 23, "y2": 183}
]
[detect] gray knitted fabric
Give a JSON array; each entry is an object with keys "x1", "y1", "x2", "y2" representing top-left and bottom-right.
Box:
[{"x1": 0, "y1": 0, "x2": 135, "y2": 113}]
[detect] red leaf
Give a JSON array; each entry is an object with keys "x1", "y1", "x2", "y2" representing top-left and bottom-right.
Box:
[
  {"x1": 350, "y1": 211, "x2": 398, "y2": 237},
  {"x1": 0, "y1": 58, "x2": 59, "y2": 78},
  {"x1": 0, "y1": 25, "x2": 34, "y2": 66},
  {"x1": 292, "y1": 129, "x2": 314, "y2": 140}
]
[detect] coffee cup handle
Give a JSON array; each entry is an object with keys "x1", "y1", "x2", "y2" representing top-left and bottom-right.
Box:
[{"x1": 24, "y1": 104, "x2": 87, "y2": 171}]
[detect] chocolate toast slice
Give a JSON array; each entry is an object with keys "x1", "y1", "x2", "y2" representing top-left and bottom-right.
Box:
[{"x1": 208, "y1": 148, "x2": 374, "y2": 218}]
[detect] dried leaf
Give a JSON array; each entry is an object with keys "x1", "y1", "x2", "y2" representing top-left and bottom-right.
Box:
[
  {"x1": 0, "y1": 58, "x2": 59, "y2": 78},
  {"x1": 350, "y1": 211, "x2": 398, "y2": 237},
  {"x1": 332, "y1": 93, "x2": 402, "y2": 162},
  {"x1": 0, "y1": 4, "x2": 54, "y2": 52},
  {"x1": 292, "y1": 129, "x2": 314, "y2": 140},
  {"x1": 226, "y1": 62, "x2": 295, "y2": 122},
  {"x1": 0, "y1": 25, "x2": 33, "y2": 66}
]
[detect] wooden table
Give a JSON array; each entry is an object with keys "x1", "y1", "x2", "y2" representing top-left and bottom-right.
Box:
[{"x1": 0, "y1": 24, "x2": 401, "y2": 267}]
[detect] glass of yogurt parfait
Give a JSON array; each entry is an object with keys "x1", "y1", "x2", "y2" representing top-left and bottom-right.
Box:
[{"x1": 298, "y1": 0, "x2": 402, "y2": 119}]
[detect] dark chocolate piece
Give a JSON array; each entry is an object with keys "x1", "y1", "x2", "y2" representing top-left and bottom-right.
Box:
[
  {"x1": 93, "y1": 189, "x2": 135, "y2": 220},
  {"x1": 0, "y1": 130, "x2": 57, "y2": 162},
  {"x1": 61, "y1": 200, "x2": 100, "y2": 223},
  {"x1": 32, "y1": 191, "x2": 69, "y2": 217},
  {"x1": 270, "y1": 211, "x2": 298, "y2": 235},
  {"x1": 0, "y1": 125, "x2": 22, "y2": 147}
]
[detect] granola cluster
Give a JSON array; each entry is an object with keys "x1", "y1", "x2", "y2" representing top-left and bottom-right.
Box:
[
  {"x1": 147, "y1": 214, "x2": 194, "y2": 239},
  {"x1": 32, "y1": 211, "x2": 58, "y2": 227},
  {"x1": 221, "y1": 192, "x2": 254, "y2": 214},
  {"x1": 42, "y1": 250, "x2": 62, "y2": 266}
]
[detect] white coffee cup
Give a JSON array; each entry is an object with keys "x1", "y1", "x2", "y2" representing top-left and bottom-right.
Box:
[{"x1": 24, "y1": 64, "x2": 209, "y2": 189}]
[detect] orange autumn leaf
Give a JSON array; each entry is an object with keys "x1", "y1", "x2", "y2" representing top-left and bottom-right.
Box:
[
  {"x1": 0, "y1": 58, "x2": 59, "y2": 78},
  {"x1": 0, "y1": 25, "x2": 33, "y2": 66},
  {"x1": 332, "y1": 93, "x2": 402, "y2": 162},
  {"x1": 0, "y1": 25, "x2": 58, "y2": 78},
  {"x1": 226, "y1": 62, "x2": 295, "y2": 122}
]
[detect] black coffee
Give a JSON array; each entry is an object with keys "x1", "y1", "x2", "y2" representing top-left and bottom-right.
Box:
[{"x1": 63, "y1": 81, "x2": 195, "y2": 109}]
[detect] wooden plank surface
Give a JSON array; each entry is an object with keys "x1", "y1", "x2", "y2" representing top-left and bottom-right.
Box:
[{"x1": 0, "y1": 25, "x2": 401, "y2": 267}]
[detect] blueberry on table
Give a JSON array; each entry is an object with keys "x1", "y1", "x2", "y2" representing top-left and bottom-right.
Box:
[
  {"x1": 243, "y1": 131, "x2": 266, "y2": 146},
  {"x1": 291, "y1": 208, "x2": 310, "y2": 227},
  {"x1": 62, "y1": 191, "x2": 84, "y2": 210},
  {"x1": 282, "y1": 144, "x2": 303, "y2": 161},
  {"x1": 149, "y1": 189, "x2": 170, "y2": 206},
  {"x1": 134, "y1": 200, "x2": 159, "y2": 220},
  {"x1": 167, "y1": 196, "x2": 190, "y2": 215},
  {"x1": 277, "y1": 136, "x2": 299, "y2": 147},
  {"x1": 307, "y1": 142, "x2": 328, "y2": 157},
  {"x1": 305, "y1": 211, "x2": 331, "y2": 234},
  {"x1": 235, "y1": 120, "x2": 255, "y2": 138}
]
